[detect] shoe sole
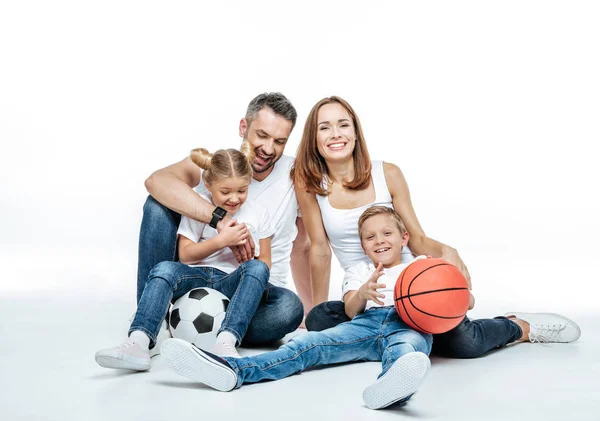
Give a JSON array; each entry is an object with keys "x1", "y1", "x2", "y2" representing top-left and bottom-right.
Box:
[
  {"x1": 504, "y1": 312, "x2": 582, "y2": 342},
  {"x1": 363, "y1": 352, "x2": 430, "y2": 410},
  {"x1": 162, "y1": 339, "x2": 237, "y2": 392},
  {"x1": 95, "y1": 355, "x2": 150, "y2": 371}
]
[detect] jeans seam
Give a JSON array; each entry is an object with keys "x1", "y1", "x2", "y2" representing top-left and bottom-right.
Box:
[
  {"x1": 220, "y1": 264, "x2": 245, "y2": 332},
  {"x1": 235, "y1": 335, "x2": 380, "y2": 371}
]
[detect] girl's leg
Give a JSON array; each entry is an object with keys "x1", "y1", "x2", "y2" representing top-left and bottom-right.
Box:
[
  {"x1": 162, "y1": 309, "x2": 386, "y2": 389},
  {"x1": 362, "y1": 309, "x2": 433, "y2": 409}
]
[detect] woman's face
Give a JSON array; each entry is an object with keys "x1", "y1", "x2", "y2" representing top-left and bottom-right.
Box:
[{"x1": 316, "y1": 103, "x2": 356, "y2": 163}]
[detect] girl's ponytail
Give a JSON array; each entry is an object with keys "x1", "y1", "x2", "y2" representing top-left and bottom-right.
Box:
[
  {"x1": 240, "y1": 141, "x2": 256, "y2": 167},
  {"x1": 190, "y1": 148, "x2": 213, "y2": 170}
]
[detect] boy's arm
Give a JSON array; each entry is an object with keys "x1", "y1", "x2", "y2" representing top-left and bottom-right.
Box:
[{"x1": 343, "y1": 263, "x2": 386, "y2": 319}]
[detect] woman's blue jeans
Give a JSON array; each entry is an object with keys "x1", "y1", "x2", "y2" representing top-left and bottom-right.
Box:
[
  {"x1": 130, "y1": 259, "x2": 269, "y2": 346},
  {"x1": 223, "y1": 307, "x2": 432, "y2": 389},
  {"x1": 306, "y1": 301, "x2": 523, "y2": 359},
  {"x1": 134, "y1": 196, "x2": 303, "y2": 346}
]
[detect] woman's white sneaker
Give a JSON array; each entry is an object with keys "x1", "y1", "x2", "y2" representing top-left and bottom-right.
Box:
[
  {"x1": 362, "y1": 352, "x2": 430, "y2": 410},
  {"x1": 95, "y1": 338, "x2": 151, "y2": 371},
  {"x1": 505, "y1": 312, "x2": 581, "y2": 343}
]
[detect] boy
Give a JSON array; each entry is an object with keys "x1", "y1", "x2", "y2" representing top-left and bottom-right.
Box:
[{"x1": 162, "y1": 206, "x2": 431, "y2": 410}]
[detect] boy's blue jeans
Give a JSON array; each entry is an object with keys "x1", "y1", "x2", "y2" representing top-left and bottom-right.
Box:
[
  {"x1": 134, "y1": 196, "x2": 303, "y2": 346},
  {"x1": 130, "y1": 259, "x2": 269, "y2": 346},
  {"x1": 306, "y1": 301, "x2": 523, "y2": 358},
  {"x1": 223, "y1": 307, "x2": 433, "y2": 389}
]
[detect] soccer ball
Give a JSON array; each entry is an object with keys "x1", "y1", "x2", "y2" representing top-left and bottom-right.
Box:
[{"x1": 169, "y1": 288, "x2": 230, "y2": 350}]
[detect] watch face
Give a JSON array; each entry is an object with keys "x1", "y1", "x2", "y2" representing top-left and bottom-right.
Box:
[{"x1": 215, "y1": 207, "x2": 227, "y2": 217}]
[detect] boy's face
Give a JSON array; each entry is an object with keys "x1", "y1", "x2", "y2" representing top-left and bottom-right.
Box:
[{"x1": 360, "y1": 214, "x2": 409, "y2": 268}]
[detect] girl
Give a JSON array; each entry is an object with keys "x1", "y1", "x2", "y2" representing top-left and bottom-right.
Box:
[
  {"x1": 95, "y1": 143, "x2": 274, "y2": 371},
  {"x1": 293, "y1": 96, "x2": 580, "y2": 357}
]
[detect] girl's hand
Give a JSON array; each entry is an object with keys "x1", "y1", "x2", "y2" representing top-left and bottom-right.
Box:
[
  {"x1": 442, "y1": 247, "x2": 472, "y2": 289},
  {"x1": 358, "y1": 262, "x2": 386, "y2": 305},
  {"x1": 217, "y1": 219, "x2": 249, "y2": 247}
]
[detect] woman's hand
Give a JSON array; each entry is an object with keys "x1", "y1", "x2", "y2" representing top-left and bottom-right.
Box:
[
  {"x1": 358, "y1": 263, "x2": 386, "y2": 305},
  {"x1": 442, "y1": 247, "x2": 472, "y2": 289}
]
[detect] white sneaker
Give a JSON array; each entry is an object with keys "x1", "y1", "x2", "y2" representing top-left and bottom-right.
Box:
[
  {"x1": 211, "y1": 342, "x2": 241, "y2": 358},
  {"x1": 95, "y1": 338, "x2": 151, "y2": 371},
  {"x1": 363, "y1": 352, "x2": 430, "y2": 410},
  {"x1": 504, "y1": 312, "x2": 581, "y2": 343},
  {"x1": 150, "y1": 319, "x2": 172, "y2": 357},
  {"x1": 162, "y1": 339, "x2": 237, "y2": 392}
]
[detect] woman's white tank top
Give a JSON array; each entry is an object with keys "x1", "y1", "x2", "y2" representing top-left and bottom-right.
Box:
[{"x1": 316, "y1": 160, "x2": 414, "y2": 271}]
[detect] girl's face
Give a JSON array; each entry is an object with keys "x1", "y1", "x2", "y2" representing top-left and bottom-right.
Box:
[
  {"x1": 207, "y1": 176, "x2": 250, "y2": 214},
  {"x1": 316, "y1": 103, "x2": 356, "y2": 163}
]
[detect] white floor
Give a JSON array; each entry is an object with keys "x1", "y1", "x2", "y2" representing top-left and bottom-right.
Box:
[{"x1": 1, "y1": 291, "x2": 598, "y2": 421}]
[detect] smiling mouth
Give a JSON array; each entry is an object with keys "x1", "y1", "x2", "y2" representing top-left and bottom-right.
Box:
[
  {"x1": 375, "y1": 247, "x2": 390, "y2": 253},
  {"x1": 327, "y1": 142, "x2": 347, "y2": 150}
]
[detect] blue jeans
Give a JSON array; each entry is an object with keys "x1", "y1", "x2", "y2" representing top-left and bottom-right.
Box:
[
  {"x1": 130, "y1": 259, "x2": 269, "y2": 346},
  {"x1": 136, "y1": 196, "x2": 303, "y2": 345},
  {"x1": 306, "y1": 301, "x2": 523, "y2": 358},
  {"x1": 223, "y1": 307, "x2": 432, "y2": 390}
]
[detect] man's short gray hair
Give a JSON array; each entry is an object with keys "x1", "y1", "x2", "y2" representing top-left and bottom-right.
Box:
[{"x1": 245, "y1": 92, "x2": 297, "y2": 130}]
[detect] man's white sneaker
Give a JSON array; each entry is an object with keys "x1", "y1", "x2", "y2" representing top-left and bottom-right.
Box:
[
  {"x1": 162, "y1": 339, "x2": 237, "y2": 392},
  {"x1": 150, "y1": 319, "x2": 172, "y2": 357},
  {"x1": 95, "y1": 338, "x2": 151, "y2": 371},
  {"x1": 505, "y1": 312, "x2": 581, "y2": 343},
  {"x1": 362, "y1": 352, "x2": 430, "y2": 410},
  {"x1": 211, "y1": 342, "x2": 241, "y2": 358}
]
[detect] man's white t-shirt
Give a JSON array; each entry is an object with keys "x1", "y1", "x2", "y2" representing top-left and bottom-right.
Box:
[
  {"x1": 177, "y1": 193, "x2": 275, "y2": 274},
  {"x1": 194, "y1": 155, "x2": 298, "y2": 287},
  {"x1": 342, "y1": 256, "x2": 427, "y2": 311}
]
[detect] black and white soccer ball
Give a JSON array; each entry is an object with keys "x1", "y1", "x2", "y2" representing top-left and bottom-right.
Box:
[{"x1": 169, "y1": 288, "x2": 230, "y2": 350}]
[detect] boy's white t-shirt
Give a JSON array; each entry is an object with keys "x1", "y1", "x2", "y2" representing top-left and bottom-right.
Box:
[
  {"x1": 342, "y1": 256, "x2": 427, "y2": 311},
  {"x1": 194, "y1": 155, "x2": 298, "y2": 287},
  {"x1": 177, "y1": 193, "x2": 275, "y2": 274}
]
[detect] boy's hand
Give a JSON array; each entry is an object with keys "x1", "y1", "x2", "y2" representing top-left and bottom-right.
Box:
[
  {"x1": 217, "y1": 219, "x2": 249, "y2": 248},
  {"x1": 358, "y1": 262, "x2": 386, "y2": 305}
]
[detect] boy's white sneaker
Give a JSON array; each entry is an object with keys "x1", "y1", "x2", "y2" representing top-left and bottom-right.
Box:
[
  {"x1": 150, "y1": 319, "x2": 172, "y2": 357},
  {"x1": 162, "y1": 338, "x2": 237, "y2": 392},
  {"x1": 95, "y1": 338, "x2": 151, "y2": 371},
  {"x1": 363, "y1": 352, "x2": 430, "y2": 410},
  {"x1": 211, "y1": 342, "x2": 241, "y2": 358},
  {"x1": 504, "y1": 312, "x2": 581, "y2": 343}
]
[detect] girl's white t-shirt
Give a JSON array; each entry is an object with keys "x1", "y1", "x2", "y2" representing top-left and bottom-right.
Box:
[{"x1": 177, "y1": 193, "x2": 275, "y2": 274}]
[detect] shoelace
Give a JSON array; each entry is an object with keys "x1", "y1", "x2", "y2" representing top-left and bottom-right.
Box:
[
  {"x1": 528, "y1": 324, "x2": 564, "y2": 343},
  {"x1": 118, "y1": 339, "x2": 137, "y2": 349}
]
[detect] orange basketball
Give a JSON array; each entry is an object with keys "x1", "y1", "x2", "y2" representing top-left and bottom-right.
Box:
[{"x1": 394, "y1": 258, "x2": 470, "y2": 334}]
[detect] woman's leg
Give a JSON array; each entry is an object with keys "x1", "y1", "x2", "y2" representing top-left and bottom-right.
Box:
[{"x1": 305, "y1": 300, "x2": 350, "y2": 331}]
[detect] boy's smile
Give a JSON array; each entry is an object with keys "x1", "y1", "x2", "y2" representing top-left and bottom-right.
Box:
[{"x1": 360, "y1": 213, "x2": 409, "y2": 268}]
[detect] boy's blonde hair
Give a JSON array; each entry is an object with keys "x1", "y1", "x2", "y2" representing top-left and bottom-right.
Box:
[
  {"x1": 190, "y1": 141, "x2": 256, "y2": 186},
  {"x1": 358, "y1": 206, "x2": 407, "y2": 237}
]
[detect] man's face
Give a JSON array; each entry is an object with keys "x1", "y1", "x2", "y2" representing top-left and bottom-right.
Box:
[
  {"x1": 360, "y1": 214, "x2": 409, "y2": 268},
  {"x1": 239, "y1": 108, "x2": 293, "y2": 181}
]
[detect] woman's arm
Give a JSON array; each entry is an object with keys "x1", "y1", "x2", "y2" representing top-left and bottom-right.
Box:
[
  {"x1": 295, "y1": 185, "x2": 332, "y2": 307},
  {"x1": 384, "y1": 162, "x2": 472, "y2": 288},
  {"x1": 256, "y1": 237, "x2": 272, "y2": 269}
]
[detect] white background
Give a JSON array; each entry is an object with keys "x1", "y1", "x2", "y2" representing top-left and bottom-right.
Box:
[{"x1": 1, "y1": 1, "x2": 599, "y2": 312}]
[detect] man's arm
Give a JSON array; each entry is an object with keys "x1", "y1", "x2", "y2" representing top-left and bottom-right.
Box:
[{"x1": 290, "y1": 217, "x2": 312, "y2": 313}]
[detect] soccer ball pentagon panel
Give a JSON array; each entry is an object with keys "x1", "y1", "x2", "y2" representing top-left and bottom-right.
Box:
[{"x1": 169, "y1": 288, "x2": 230, "y2": 350}]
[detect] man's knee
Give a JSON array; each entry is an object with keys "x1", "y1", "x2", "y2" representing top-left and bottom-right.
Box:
[{"x1": 276, "y1": 288, "x2": 304, "y2": 328}]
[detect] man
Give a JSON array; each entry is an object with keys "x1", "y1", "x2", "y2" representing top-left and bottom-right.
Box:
[{"x1": 138, "y1": 93, "x2": 310, "y2": 354}]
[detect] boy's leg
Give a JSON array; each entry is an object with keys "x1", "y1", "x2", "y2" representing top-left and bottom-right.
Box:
[
  {"x1": 364, "y1": 309, "x2": 433, "y2": 409},
  {"x1": 241, "y1": 284, "x2": 304, "y2": 346},
  {"x1": 136, "y1": 196, "x2": 181, "y2": 304},
  {"x1": 432, "y1": 316, "x2": 522, "y2": 358},
  {"x1": 305, "y1": 300, "x2": 350, "y2": 332},
  {"x1": 163, "y1": 310, "x2": 384, "y2": 389}
]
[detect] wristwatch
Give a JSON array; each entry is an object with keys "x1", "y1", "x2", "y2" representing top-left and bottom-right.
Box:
[{"x1": 209, "y1": 206, "x2": 227, "y2": 229}]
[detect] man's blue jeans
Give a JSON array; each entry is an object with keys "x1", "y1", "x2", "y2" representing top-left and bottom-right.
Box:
[
  {"x1": 136, "y1": 196, "x2": 303, "y2": 345},
  {"x1": 223, "y1": 307, "x2": 432, "y2": 391},
  {"x1": 130, "y1": 260, "x2": 269, "y2": 346},
  {"x1": 306, "y1": 301, "x2": 522, "y2": 358}
]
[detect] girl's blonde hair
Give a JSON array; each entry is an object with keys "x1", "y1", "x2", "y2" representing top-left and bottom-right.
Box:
[{"x1": 190, "y1": 142, "x2": 256, "y2": 186}]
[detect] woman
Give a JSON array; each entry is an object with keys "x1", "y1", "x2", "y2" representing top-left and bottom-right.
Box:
[{"x1": 291, "y1": 96, "x2": 580, "y2": 358}]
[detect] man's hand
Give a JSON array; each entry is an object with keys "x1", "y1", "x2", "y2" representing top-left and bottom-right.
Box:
[
  {"x1": 442, "y1": 247, "x2": 472, "y2": 289},
  {"x1": 358, "y1": 262, "x2": 386, "y2": 306},
  {"x1": 216, "y1": 216, "x2": 255, "y2": 263}
]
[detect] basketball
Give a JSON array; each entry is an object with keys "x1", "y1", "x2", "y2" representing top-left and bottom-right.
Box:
[{"x1": 394, "y1": 258, "x2": 470, "y2": 334}]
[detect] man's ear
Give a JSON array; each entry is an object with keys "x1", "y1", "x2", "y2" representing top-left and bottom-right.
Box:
[{"x1": 239, "y1": 118, "x2": 248, "y2": 138}]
